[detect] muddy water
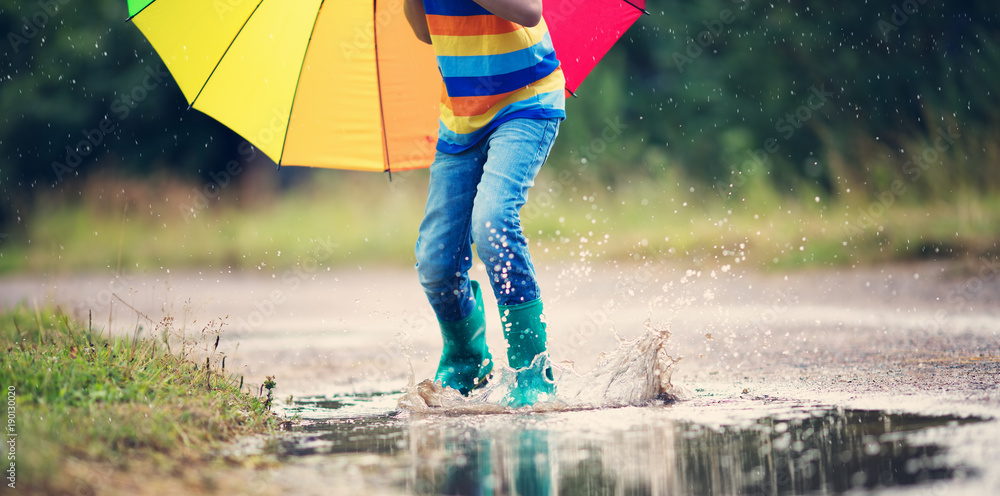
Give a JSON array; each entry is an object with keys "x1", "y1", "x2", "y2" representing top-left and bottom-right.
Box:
[{"x1": 269, "y1": 391, "x2": 985, "y2": 495}]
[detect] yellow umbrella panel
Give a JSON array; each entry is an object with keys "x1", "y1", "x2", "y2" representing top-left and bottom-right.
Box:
[{"x1": 127, "y1": 0, "x2": 441, "y2": 172}]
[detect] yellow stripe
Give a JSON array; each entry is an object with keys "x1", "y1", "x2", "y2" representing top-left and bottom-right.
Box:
[
  {"x1": 193, "y1": 0, "x2": 322, "y2": 163},
  {"x1": 439, "y1": 69, "x2": 564, "y2": 135},
  {"x1": 429, "y1": 22, "x2": 548, "y2": 56}
]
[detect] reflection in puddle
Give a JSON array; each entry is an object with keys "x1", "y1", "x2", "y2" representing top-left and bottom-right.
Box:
[
  {"x1": 671, "y1": 409, "x2": 979, "y2": 495},
  {"x1": 274, "y1": 396, "x2": 985, "y2": 495}
]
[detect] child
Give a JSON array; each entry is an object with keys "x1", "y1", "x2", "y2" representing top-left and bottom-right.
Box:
[{"x1": 405, "y1": 0, "x2": 565, "y2": 406}]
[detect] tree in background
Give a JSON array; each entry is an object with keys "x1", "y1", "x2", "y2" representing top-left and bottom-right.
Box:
[
  {"x1": 0, "y1": 0, "x2": 255, "y2": 234},
  {"x1": 552, "y1": 0, "x2": 1000, "y2": 202}
]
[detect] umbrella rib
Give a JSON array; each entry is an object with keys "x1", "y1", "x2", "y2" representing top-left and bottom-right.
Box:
[
  {"x1": 621, "y1": 0, "x2": 651, "y2": 16},
  {"x1": 125, "y1": 1, "x2": 156, "y2": 22},
  {"x1": 373, "y1": 0, "x2": 391, "y2": 175},
  {"x1": 186, "y1": 0, "x2": 266, "y2": 111},
  {"x1": 565, "y1": 2, "x2": 647, "y2": 97},
  {"x1": 277, "y1": 0, "x2": 327, "y2": 169}
]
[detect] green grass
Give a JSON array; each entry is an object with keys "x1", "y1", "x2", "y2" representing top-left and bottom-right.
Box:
[
  {"x1": 518, "y1": 174, "x2": 1000, "y2": 270},
  {"x1": 2, "y1": 170, "x2": 999, "y2": 275},
  {"x1": 4, "y1": 172, "x2": 425, "y2": 275},
  {"x1": 0, "y1": 305, "x2": 278, "y2": 493}
]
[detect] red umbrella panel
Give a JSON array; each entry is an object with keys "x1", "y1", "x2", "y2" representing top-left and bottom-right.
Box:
[{"x1": 545, "y1": 0, "x2": 649, "y2": 95}]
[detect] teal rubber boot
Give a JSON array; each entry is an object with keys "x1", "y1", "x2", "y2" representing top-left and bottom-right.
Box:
[
  {"x1": 434, "y1": 281, "x2": 494, "y2": 396},
  {"x1": 500, "y1": 298, "x2": 556, "y2": 407}
]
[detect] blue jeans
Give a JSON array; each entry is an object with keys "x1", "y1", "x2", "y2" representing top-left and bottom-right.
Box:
[{"x1": 416, "y1": 117, "x2": 561, "y2": 322}]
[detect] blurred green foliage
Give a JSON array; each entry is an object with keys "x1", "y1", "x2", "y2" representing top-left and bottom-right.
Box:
[
  {"x1": 1, "y1": 0, "x2": 999, "y2": 236},
  {"x1": 550, "y1": 0, "x2": 1000, "y2": 200},
  {"x1": 0, "y1": 0, "x2": 253, "y2": 233}
]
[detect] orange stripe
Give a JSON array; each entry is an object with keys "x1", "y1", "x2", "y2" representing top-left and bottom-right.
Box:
[
  {"x1": 426, "y1": 14, "x2": 521, "y2": 37},
  {"x1": 444, "y1": 88, "x2": 522, "y2": 117}
]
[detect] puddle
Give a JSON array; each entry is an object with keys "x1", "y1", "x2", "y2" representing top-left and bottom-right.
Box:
[
  {"x1": 398, "y1": 324, "x2": 682, "y2": 413},
  {"x1": 270, "y1": 394, "x2": 987, "y2": 495}
]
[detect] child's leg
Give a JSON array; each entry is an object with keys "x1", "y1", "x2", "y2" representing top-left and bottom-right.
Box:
[
  {"x1": 416, "y1": 148, "x2": 486, "y2": 321},
  {"x1": 471, "y1": 117, "x2": 559, "y2": 307},
  {"x1": 415, "y1": 148, "x2": 493, "y2": 394},
  {"x1": 471, "y1": 117, "x2": 560, "y2": 405}
]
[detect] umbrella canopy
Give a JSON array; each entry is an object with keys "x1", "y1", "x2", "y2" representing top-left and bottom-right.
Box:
[
  {"x1": 547, "y1": 0, "x2": 648, "y2": 95},
  {"x1": 125, "y1": 0, "x2": 645, "y2": 172}
]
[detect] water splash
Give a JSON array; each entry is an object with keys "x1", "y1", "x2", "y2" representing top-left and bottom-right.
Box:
[{"x1": 398, "y1": 322, "x2": 683, "y2": 414}]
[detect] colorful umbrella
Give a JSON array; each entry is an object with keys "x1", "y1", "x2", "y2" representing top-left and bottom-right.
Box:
[{"x1": 125, "y1": 0, "x2": 646, "y2": 172}]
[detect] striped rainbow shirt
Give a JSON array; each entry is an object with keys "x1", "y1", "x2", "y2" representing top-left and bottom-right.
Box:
[{"x1": 423, "y1": 0, "x2": 566, "y2": 153}]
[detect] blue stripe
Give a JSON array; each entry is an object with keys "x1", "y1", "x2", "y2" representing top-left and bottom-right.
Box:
[
  {"x1": 436, "y1": 34, "x2": 556, "y2": 78},
  {"x1": 442, "y1": 55, "x2": 559, "y2": 97},
  {"x1": 422, "y1": 0, "x2": 492, "y2": 17},
  {"x1": 437, "y1": 90, "x2": 566, "y2": 152}
]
